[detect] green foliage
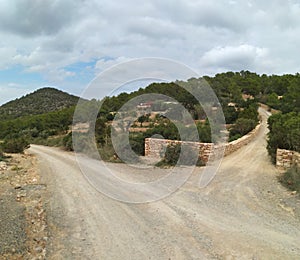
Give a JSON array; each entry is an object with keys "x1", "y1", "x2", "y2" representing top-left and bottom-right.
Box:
[
  {"x1": 137, "y1": 114, "x2": 149, "y2": 126},
  {"x1": 1, "y1": 138, "x2": 30, "y2": 153},
  {"x1": 161, "y1": 143, "x2": 181, "y2": 166},
  {"x1": 32, "y1": 135, "x2": 65, "y2": 147},
  {"x1": 279, "y1": 166, "x2": 300, "y2": 193},
  {"x1": 266, "y1": 93, "x2": 280, "y2": 109},
  {"x1": 129, "y1": 133, "x2": 146, "y2": 156},
  {"x1": 157, "y1": 143, "x2": 203, "y2": 166},
  {"x1": 229, "y1": 118, "x2": 256, "y2": 140},
  {"x1": 5, "y1": 71, "x2": 300, "y2": 160},
  {"x1": 0, "y1": 149, "x2": 4, "y2": 161},
  {"x1": 145, "y1": 120, "x2": 180, "y2": 141},
  {"x1": 267, "y1": 112, "x2": 300, "y2": 163},
  {"x1": 238, "y1": 103, "x2": 259, "y2": 123},
  {"x1": 0, "y1": 107, "x2": 74, "y2": 140},
  {"x1": 197, "y1": 121, "x2": 212, "y2": 143},
  {"x1": 0, "y1": 87, "x2": 79, "y2": 154},
  {"x1": 223, "y1": 106, "x2": 239, "y2": 124},
  {"x1": 62, "y1": 133, "x2": 73, "y2": 151},
  {"x1": 98, "y1": 144, "x2": 117, "y2": 162},
  {"x1": 0, "y1": 87, "x2": 80, "y2": 120},
  {"x1": 280, "y1": 79, "x2": 300, "y2": 113}
]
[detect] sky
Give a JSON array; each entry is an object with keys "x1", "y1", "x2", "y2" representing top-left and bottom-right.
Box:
[{"x1": 0, "y1": 0, "x2": 300, "y2": 104}]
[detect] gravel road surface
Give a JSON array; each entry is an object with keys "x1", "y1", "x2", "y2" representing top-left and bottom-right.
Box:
[{"x1": 29, "y1": 108, "x2": 300, "y2": 259}]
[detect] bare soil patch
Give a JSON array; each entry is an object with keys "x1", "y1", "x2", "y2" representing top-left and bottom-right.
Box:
[{"x1": 0, "y1": 152, "x2": 47, "y2": 259}]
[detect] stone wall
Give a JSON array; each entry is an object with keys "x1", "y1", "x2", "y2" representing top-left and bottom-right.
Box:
[
  {"x1": 223, "y1": 123, "x2": 261, "y2": 156},
  {"x1": 276, "y1": 149, "x2": 300, "y2": 169},
  {"x1": 145, "y1": 123, "x2": 261, "y2": 163},
  {"x1": 145, "y1": 138, "x2": 213, "y2": 163}
]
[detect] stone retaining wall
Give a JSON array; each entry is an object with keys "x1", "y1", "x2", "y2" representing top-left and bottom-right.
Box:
[
  {"x1": 145, "y1": 139, "x2": 213, "y2": 163},
  {"x1": 145, "y1": 123, "x2": 261, "y2": 164},
  {"x1": 276, "y1": 149, "x2": 300, "y2": 169}
]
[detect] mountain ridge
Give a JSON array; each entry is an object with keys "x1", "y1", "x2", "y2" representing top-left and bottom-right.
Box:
[{"x1": 0, "y1": 87, "x2": 80, "y2": 120}]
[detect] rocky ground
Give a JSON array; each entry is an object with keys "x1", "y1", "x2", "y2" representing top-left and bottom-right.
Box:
[{"x1": 0, "y1": 152, "x2": 47, "y2": 260}]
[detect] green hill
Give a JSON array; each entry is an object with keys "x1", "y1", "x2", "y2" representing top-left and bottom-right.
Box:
[{"x1": 0, "y1": 87, "x2": 80, "y2": 120}]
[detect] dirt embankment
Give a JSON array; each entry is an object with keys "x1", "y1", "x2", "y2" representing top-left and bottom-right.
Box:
[{"x1": 0, "y1": 153, "x2": 47, "y2": 260}]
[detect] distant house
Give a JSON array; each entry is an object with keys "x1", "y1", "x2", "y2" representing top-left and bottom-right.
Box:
[{"x1": 137, "y1": 102, "x2": 153, "y2": 110}]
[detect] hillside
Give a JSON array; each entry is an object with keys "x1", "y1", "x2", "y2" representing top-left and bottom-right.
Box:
[{"x1": 0, "y1": 87, "x2": 79, "y2": 120}]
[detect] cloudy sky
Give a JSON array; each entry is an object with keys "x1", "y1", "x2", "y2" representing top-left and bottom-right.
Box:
[{"x1": 0, "y1": 0, "x2": 299, "y2": 104}]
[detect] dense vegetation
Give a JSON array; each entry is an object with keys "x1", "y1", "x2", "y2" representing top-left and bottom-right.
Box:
[
  {"x1": 267, "y1": 112, "x2": 300, "y2": 163},
  {"x1": 259, "y1": 73, "x2": 300, "y2": 192},
  {"x1": 0, "y1": 88, "x2": 77, "y2": 153},
  {"x1": 204, "y1": 71, "x2": 299, "y2": 113},
  {"x1": 0, "y1": 87, "x2": 79, "y2": 120},
  {"x1": 264, "y1": 72, "x2": 299, "y2": 160},
  {"x1": 89, "y1": 75, "x2": 261, "y2": 161},
  {"x1": 1, "y1": 71, "x2": 299, "y2": 165}
]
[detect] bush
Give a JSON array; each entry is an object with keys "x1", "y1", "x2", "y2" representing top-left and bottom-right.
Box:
[
  {"x1": 229, "y1": 133, "x2": 242, "y2": 142},
  {"x1": 32, "y1": 135, "x2": 64, "y2": 147},
  {"x1": 162, "y1": 143, "x2": 181, "y2": 166},
  {"x1": 129, "y1": 133, "x2": 145, "y2": 156},
  {"x1": 279, "y1": 166, "x2": 300, "y2": 193},
  {"x1": 158, "y1": 143, "x2": 203, "y2": 166},
  {"x1": 229, "y1": 118, "x2": 256, "y2": 138},
  {"x1": 0, "y1": 149, "x2": 5, "y2": 161},
  {"x1": 2, "y1": 138, "x2": 30, "y2": 153},
  {"x1": 62, "y1": 133, "x2": 73, "y2": 151},
  {"x1": 267, "y1": 112, "x2": 300, "y2": 163}
]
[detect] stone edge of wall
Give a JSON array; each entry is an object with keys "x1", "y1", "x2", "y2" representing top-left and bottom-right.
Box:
[
  {"x1": 145, "y1": 122, "x2": 262, "y2": 164},
  {"x1": 276, "y1": 148, "x2": 300, "y2": 170}
]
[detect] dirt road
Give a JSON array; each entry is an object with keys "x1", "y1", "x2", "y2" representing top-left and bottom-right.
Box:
[{"x1": 29, "y1": 108, "x2": 300, "y2": 259}]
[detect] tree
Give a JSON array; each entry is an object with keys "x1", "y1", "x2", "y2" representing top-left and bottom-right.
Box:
[
  {"x1": 266, "y1": 93, "x2": 280, "y2": 109},
  {"x1": 229, "y1": 118, "x2": 256, "y2": 141},
  {"x1": 267, "y1": 112, "x2": 300, "y2": 163},
  {"x1": 137, "y1": 115, "x2": 148, "y2": 127},
  {"x1": 238, "y1": 103, "x2": 259, "y2": 123}
]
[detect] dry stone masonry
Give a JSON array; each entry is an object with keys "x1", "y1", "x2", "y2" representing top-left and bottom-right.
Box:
[
  {"x1": 276, "y1": 149, "x2": 300, "y2": 169},
  {"x1": 145, "y1": 123, "x2": 261, "y2": 163}
]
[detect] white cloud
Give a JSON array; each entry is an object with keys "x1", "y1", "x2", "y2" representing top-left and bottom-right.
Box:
[
  {"x1": 95, "y1": 57, "x2": 132, "y2": 73},
  {"x1": 0, "y1": 84, "x2": 32, "y2": 104},
  {"x1": 0, "y1": 0, "x2": 300, "y2": 102},
  {"x1": 199, "y1": 44, "x2": 270, "y2": 73},
  {"x1": 0, "y1": 46, "x2": 17, "y2": 69},
  {"x1": 0, "y1": 0, "x2": 77, "y2": 36}
]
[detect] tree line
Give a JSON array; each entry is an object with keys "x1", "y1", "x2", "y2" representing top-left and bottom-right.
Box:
[{"x1": 2, "y1": 70, "x2": 299, "y2": 160}]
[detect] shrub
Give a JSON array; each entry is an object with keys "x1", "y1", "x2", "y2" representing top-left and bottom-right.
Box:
[
  {"x1": 229, "y1": 118, "x2": 256, "y2": 138},
  {"x1": 2, "y1": 138, "x2": 30, "y2": 153},
  {"x1": 163, "y1": 143, "x2": 181, "y2": 166},
  {"x1": 267, "y1": 112, "x2": 300, "y2": 163},
  {"x1": 229, "y1": 133, "x2": 242, "y2": 142},
  {"x1": 158, "y1": 143, "x2": 203, "y2": 166},
  {"x1": 278, "y1": 166, "x2": 300, "y2": 193},
  {"x1": 0, "y1": 149, "x2": 4, "y2": 161},
  {"x1": 63, "y1": 133, "x2": 73, "y2": 151}
]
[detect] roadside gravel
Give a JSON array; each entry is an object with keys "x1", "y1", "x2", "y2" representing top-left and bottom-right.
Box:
[
  {"x1": 0, "y1": 154, "x2": 48, "y2": 260},
  {"x1": 29, "y1": 108, "x2": 300, "y2": 259}
]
